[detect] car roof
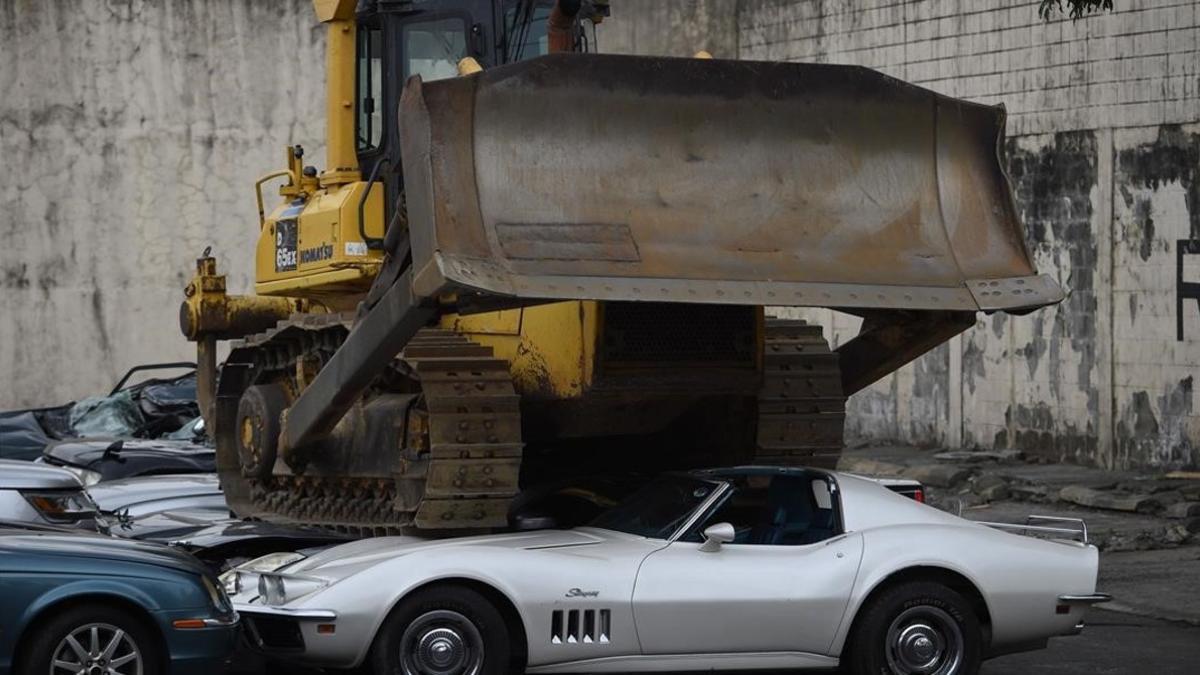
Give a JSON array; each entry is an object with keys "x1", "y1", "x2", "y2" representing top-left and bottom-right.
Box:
[
  {"x1": 0, "y1": 459, "x2": 83, "y2": 490},
  {"x1": 689, "y1": 465, "x2": 834, "y2": 481}
]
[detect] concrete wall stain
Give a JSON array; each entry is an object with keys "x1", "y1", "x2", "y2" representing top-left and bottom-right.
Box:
[
  {"x1": 909, "y1": 342, "x2": 950, "y2": 444},
  {"x1": 961, "y1": 332, "x2": 985, "y2": 396},
  {"x1": 1116, "y1": 378, "x2": 1196, "y2": 468},
  {"x1": 1019, "y1": 313, "x2": 1048, "y2": 381},
  {"x1": 1117, "y1": 125, "x2": 1200, "y2": 238},
  {"x1": 1005, "y1": 130, "x2": 1103, "y2": 427}
]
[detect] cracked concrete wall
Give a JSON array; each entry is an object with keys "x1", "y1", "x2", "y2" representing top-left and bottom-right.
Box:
[
  {"x1": 743, "y1": 0, "x2": 1200, "y2": 470},
  {"x1": 0, "y1": 0, "x2": 325, "y2": 409}
]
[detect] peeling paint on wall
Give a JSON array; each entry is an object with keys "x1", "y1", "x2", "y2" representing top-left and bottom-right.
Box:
[
  {"x1": 1117, "y1": 126, "x2": 1200, "y2": 239},
  {"x1": 1116, "y1": 378, "x2": 1197, "y2": 468}
]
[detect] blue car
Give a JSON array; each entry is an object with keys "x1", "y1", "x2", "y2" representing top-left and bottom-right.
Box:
[{"x1": 0, "y1": 528, "x2": 238, "y2": 675}]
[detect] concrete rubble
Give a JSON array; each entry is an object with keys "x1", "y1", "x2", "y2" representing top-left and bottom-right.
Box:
[{"x1": 838, "y1": 445, "x2": 1200, "y2": 553}]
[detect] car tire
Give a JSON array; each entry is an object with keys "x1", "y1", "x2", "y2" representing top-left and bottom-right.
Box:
[
  {"x1": 236, "y1": 383, "x2": 288, "y2": 479},
  {"x1": 18, "y1": 603, "x2": 162, "y2": 675},
  {"x1": 371, "y1": 585, "x2": 511, "y2": 675},
  {"x1": 842, "y1": 581, "x2": 982, "y2": 675}
]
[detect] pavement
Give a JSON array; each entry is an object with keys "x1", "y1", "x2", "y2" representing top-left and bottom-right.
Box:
[
  {"x1": 713, "y1": 612, "x2": 1200, "y2": 675},
  {"x1": 978, "y1": 609, "x2": 1200, "y2": 674}
]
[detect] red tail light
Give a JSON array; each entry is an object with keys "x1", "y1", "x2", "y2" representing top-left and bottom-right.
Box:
[{"x1": 913, "y1": 489, "x2": 926, "y2": 503}]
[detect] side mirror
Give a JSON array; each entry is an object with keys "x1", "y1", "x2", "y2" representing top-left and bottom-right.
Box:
[{"x1": 698, "y1": 522, "x2": 736, "y2": 552}]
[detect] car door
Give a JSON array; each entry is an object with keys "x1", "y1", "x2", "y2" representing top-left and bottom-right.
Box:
[{"x1": 631, "y1": 474, "x2": 864, "y2": 656}]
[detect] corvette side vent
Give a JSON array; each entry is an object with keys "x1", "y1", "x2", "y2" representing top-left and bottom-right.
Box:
[{"x1": 551, "y1": 609, "x2": 611, "y2": 645}]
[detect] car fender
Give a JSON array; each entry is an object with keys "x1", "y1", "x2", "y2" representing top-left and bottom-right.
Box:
[
  {"x1": 828, "y1": 523, "x2": 1097, "y2": 655},
  {"x1": 365, "y1": 565, "x2": 529, "y2": 662},
  {"x1": 14, "y1": 577, "x2": 168, "y2": 647},
  {"x1": 282, "y1": 547, "x2": 543, "y2": 669},
  {"x1": 287, "y1": 535, "x2": 651, "y2": 669}
]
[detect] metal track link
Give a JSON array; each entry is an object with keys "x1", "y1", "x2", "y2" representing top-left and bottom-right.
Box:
[
  {"x1": 218, "y1": 316, "x2": 522, "y2": 533},
  {"x1": 756, "y1": 318, "x2": 846, "y2": 469},
  {"x1": 400, "y1": 334, "x2": 523, "y2": 529}
]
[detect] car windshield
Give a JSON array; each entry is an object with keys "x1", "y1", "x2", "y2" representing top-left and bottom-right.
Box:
[{"x1": 588, "y1": 475, "x2": 720, "y2": 539}]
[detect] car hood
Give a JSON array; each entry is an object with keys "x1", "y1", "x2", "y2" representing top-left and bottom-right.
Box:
[
  {"x1": 0, "y1": 529, "x2": 208, "y2": 575},
  {"x1": 0, "y1": 458, "x2": 84, "y2": 489},
  {"x1": 287, "y1": 528, "x2": 611, "y2": 577},
  {"x1": 88, "y1": 473, "x2": 221, "y2": 511},
  {"x1": 43, "y1": 438, "x2": 214, "y2": 476},
  {"x1": 129, "y1": 515, "x2": 352, "y2": 551}
]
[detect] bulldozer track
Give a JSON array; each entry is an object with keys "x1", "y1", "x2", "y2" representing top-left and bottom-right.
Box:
[
  {"x1": 219, "y1": 315, "x2": 521, "y2": 534},
  {"x1": 756, "y1": 318, "x2": 845, "y2": 469}
]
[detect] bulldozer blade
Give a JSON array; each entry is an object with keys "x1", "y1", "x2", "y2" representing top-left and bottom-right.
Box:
[{"x1": 400, "y1": 53, "x2": 1062, "y2": 313}]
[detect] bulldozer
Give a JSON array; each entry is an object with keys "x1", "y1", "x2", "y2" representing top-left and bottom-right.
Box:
[{"x1": 179, "y1": 0, "x2": 1063, "y2": 532}]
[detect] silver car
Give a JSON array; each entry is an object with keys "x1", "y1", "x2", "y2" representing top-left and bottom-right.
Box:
[
  {"x1": 0, "y1": 459, "x2": 102, "y2": 530},
  {"x1": 228, "y1": 467, "x2": 1108, "y2": 675}
]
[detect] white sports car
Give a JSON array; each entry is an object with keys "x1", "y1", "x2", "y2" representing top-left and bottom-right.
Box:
[{"x1": 227, "y1": 467, "x2": 1109, "y2": 674}]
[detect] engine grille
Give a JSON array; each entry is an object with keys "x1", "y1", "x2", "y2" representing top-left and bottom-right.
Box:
[
  {"x1": 601, "y1": 302, "x2": 756, "y2": 368},
  {"x1": 247, "y1": 616, "x2": 305, "y2": 651},
  {"x1": 552, "y1": 608, "x2": 611, "y2": 645}
]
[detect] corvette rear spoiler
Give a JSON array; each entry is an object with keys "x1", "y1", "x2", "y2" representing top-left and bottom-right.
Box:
[{"x1": 976, "y1": 515, "x2": 1090, "y2": 545}]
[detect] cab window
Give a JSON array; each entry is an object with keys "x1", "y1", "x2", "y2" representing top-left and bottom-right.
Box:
[
  {"x1": 503, "y1": 4, "x2": 551, "y2": 61},
  {"x1": 682, "y1": 474, "x2": 840, "y2": 546},
  {"x1": 403, "y1": 17, "x2": 468, "y2": 82},
  {"x1": 356, "y1": 24, "x2": 383, "y2": 151}
]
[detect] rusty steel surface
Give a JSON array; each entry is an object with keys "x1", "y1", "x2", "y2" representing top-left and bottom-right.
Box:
[{"x1": 400, "y1": 53, "x2": 1063, "y2": 313}]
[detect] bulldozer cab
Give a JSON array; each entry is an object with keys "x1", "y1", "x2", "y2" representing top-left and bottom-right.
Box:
[{"x1": 354, "y1": 0, "x2": 573, "y2": 226}]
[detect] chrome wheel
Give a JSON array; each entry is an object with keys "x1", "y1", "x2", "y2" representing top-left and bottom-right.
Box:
[
  {"x1": 884, "y1": 606, "x2": 963, "y2": 675},
  {"x1": 49, "y1": 622, "x2": 143, "y2": 675},
  {"x1": 398, "y1": 610, "x2": 484, "y2": 675}
]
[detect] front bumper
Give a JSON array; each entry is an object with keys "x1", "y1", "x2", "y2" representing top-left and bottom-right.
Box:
[
  {"x1": 235, "y1": 604, "x2": 337, "y2": 621},
  {"x1": 235, "y1": 603, "x2": 360, "y2": 668},
  {"x1": 157, "y1": 610, "x2": 240, "y2": 675}
]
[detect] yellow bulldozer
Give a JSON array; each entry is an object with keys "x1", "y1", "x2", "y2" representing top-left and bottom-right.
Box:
[{"x1": 179, "y1": 0, "x2": 1063, "y2": 532}]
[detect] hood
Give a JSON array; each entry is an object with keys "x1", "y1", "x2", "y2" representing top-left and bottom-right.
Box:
[
  {"x1": 289, "y1": 529, "x2": 609, "y2": 576},
  {"x1": 88, "y1": 473, "x2": 221, "y2": 511},
  {"x1": 0, "y1": 458, "x2": 84, "y2": 490},
  {"x1": 0, "y1": 528, "x2": 208, "y2": 575},
  {"x1": 129, "y1": 516, "x2": 351, "y2": 552},
  {"x1": 43, "y1": 438, "x2": 215, "y2": 480}
]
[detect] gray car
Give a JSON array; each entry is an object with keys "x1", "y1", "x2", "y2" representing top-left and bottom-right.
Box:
[
  {"x1": 0, "y1": 459, "x2": 102, "y2": 530},
  {"x1": 228, "y1": 466, "x2": 1107, "y2": 675}
]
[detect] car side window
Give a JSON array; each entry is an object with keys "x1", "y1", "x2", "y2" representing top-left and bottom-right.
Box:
[{"x1": 682, "y1": 475, "x2": 840, "y2": 546}]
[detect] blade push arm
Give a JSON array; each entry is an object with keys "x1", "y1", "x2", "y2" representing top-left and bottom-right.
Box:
[{"x1": 279, "y1": 269, "x2": 435, "y2": 465}]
